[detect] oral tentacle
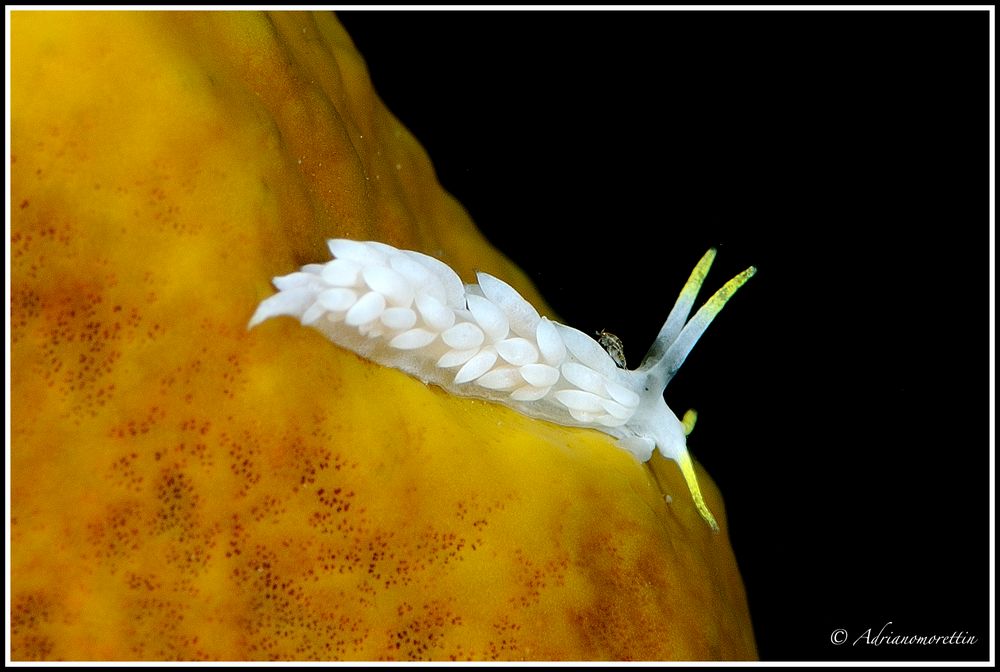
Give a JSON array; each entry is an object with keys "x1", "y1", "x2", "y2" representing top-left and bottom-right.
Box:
[{"x1": 676, "y1": 450, "x2": 720, "y2": 532}]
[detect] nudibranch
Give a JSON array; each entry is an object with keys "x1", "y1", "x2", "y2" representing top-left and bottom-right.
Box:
[{"x1": 249, "y1": 239, "x2": 755, "y2": 531}]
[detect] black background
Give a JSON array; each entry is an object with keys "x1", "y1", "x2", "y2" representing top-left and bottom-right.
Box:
[{"x1": 337, "y1": 10, "x2": 991, "y2": 662}]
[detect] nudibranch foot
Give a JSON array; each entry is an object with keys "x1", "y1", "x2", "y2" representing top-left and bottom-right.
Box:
[{"x1": 250, "y1": 240, "x2": 755, "y2": 529}]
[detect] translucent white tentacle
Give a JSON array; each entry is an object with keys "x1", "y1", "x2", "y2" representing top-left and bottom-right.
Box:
[{"x1": 638, "y1": 247, "x2": 716, "y2": 371}]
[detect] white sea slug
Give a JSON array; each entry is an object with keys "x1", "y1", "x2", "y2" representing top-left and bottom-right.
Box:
[{"x1": 249, "y1": 239, "x2": 755, "y2": 531}]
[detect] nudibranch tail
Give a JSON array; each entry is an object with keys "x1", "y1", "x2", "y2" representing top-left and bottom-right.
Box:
[{"x1": 249, "y1": 239, "x2": 755, "y2": 531}]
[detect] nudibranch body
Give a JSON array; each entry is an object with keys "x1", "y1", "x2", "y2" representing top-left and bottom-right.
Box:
[{"x1": 249, "y1": 239, "x2": 755, "y2": 531}]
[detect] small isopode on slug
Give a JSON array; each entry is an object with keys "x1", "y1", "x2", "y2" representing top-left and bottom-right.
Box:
[
  {"x1": 596, "y1": 330, "x2": 627, "y2": 370},
  {"x1": 249, "y1": 239, "x2": 755, "y2": 531}
]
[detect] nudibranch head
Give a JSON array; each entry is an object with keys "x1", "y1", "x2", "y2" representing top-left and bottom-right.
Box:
[{"x1": 250, "y1": 240, "x2": 755, "y2": 531}]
